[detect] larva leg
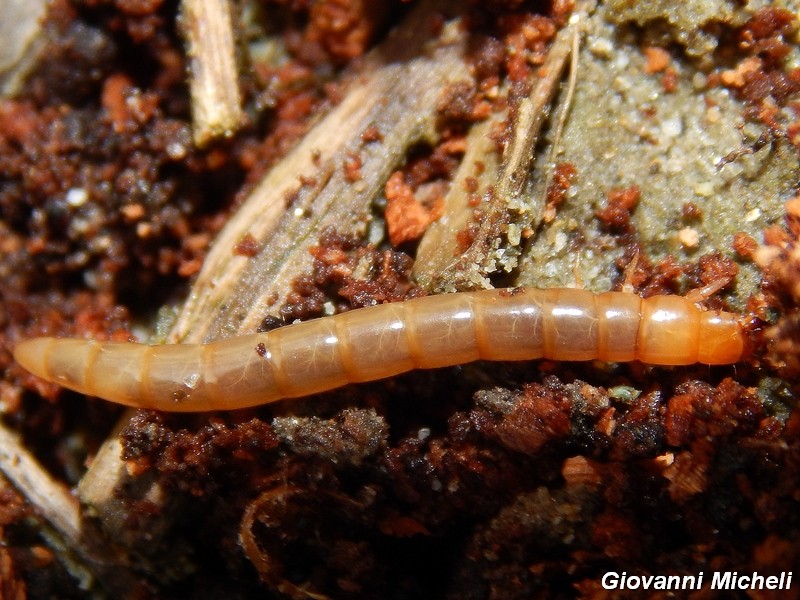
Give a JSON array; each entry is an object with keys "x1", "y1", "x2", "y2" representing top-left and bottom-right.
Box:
[
  {"x1": 620, "y1": 250, "x2": 640, "y2": 294},
  {"x1": 684, "y1": 277, "x2": 733, "y2": 304}
]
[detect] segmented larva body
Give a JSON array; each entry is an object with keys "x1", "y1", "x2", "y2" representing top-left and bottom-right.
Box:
[{"x1": 13, "y1": 288, "x2": 745, "y2": 412}]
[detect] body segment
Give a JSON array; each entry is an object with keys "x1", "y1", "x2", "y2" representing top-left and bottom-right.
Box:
[{"x1": 14, "y1": 288, "x2": 746, "y2": 412}]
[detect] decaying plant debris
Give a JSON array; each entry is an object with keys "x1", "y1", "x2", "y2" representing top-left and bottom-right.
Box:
[{"x1": 1, "y1": 0, "x2": 800, "y2": 597}]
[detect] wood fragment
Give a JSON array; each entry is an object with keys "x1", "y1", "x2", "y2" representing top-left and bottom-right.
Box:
[{"x1": 180, "y1": 0, "x2": 246, "y2": 147}]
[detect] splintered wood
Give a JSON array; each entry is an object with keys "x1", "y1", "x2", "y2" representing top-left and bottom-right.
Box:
[{"x1": 413, "y1": 5, "x2": 591, "y2": 292}]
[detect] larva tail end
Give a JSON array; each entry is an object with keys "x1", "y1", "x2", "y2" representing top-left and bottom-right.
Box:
[{"x1": 13, "y1": 337, "x2": 55, "y2": 382}]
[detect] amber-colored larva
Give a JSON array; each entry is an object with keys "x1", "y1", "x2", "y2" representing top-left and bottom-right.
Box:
[{"x1": 13, "y1": 288, "x2": 745, "y2": 412}]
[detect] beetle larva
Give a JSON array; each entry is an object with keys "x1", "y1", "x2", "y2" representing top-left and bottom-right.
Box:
[{"x1": 13, "y1": 288, "x2": 745, "y2": 412}]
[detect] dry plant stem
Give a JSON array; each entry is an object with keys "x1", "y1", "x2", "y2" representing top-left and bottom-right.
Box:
[
  {"x1": 78, "y1": 413, "x2": 172, "y2": 552},
  {"x1": 172, "y1": 0, "x2": 471, "y2": 343},
  {"x1": 415, "y1": 0, "x2": 595, "y2": 291},
  {"x1": 78, "y1": 0, "x2": 471, "y2": 576},
  {"x1": 459, "y1": 6, "x2": 583, "y2": 279},
  {"x1": 413, "y1": 116, "x2": 503, "y2": 291},
  {"x1": 0, "y1": 422, "x2": 81, "y2": 555},
  {"x1": 496, "y1": 28, "x2": 573, "y2": 202},
  {"x1": 538, "y1": 12, "x2": 582, "y2": 206},
  {"x1": 0, "y1": 422, "x2": 144, "y2": 595},
  {"x1": 0, "y1": 0, "x2": 50, "y2": 95},
  {"x1": 180, "y1": 0, "x2": 245, "y2": 147},
  {"x1": 240, "y1": 486, "x2": 331, "y2": 600}
]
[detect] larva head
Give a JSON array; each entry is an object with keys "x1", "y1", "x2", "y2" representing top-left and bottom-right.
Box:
[
  {"x1": 696, "y1": 311, "x2": 745, "y2": 364},
  {"x1": 638, "y1": 296, "x2": 744, "y2": 365}
]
